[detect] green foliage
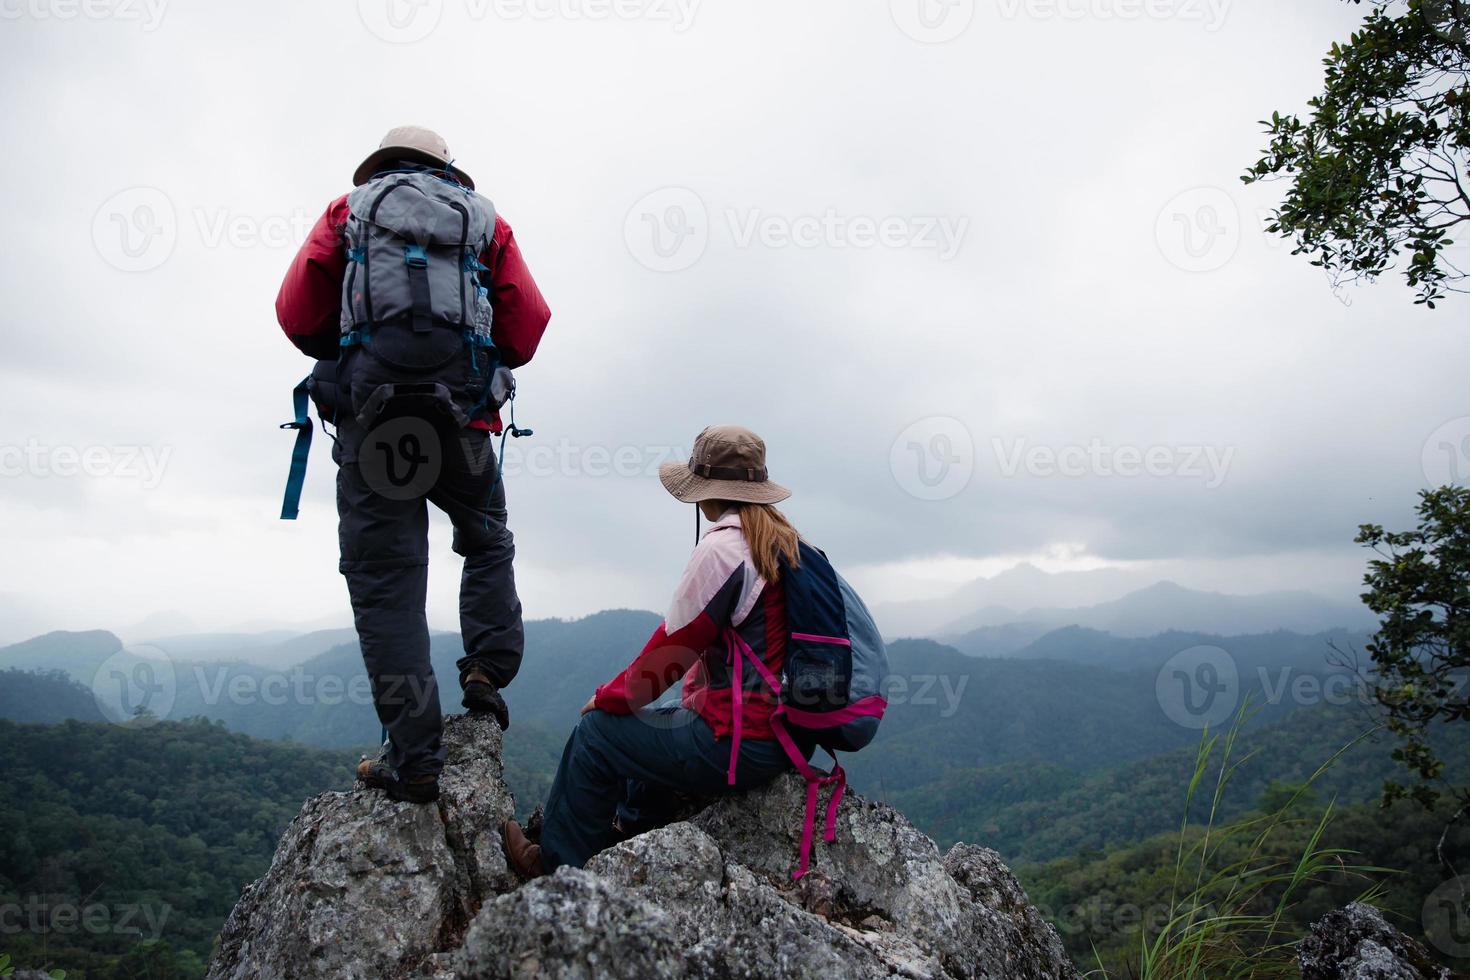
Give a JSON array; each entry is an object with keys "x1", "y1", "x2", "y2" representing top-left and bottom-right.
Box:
[
  {"x1": 1026, "y1": 785, "x2": 1466, "y2": 974},
  {"x1": 886, "y1": 702, "x2": 1470, "y2": 865},
  {"x1": 845, "y1": 636, "x2": 1345, "y2": 800},
  {"x1": 1244, "y1": 0, "x2": 1469, "y2": 307},
  {"x1": 1358, "y1": 485, "x2": 1470, "y2": 807},
  {"x1": 0, "y1": 719, "x2": 350, "y2": 979},
  {"x1": 1026, "y1": 707, "x2": 1400, "y2": 978},
  {"x1": 1257, "y1": 778, "x2": 1320, "y2": 815},
  {"x1": 502, "y1": 721, "x2": 564, "y2": 820},
  {"x1": 0, "y1": 950, "x2": 65, "y2": 979},
  {"x1": 0, "y1": 669, "x2": 105, "y2": 725},
  {"x1": 1127, "y1": 708, "x2": 1377, "y2": 979}
]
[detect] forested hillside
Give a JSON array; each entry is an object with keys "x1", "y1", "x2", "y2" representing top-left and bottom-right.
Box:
[
  {"x1": 845, "y1": 634, "x2": 1367, "y2": 798},
  {"x1": 0, "y1": 617, "x2": 1453, "y2": 976},
  {"x1": 992, "y1": 626, "x2": 1372, "y2": 672},
  {"x1": 3, "y1": 623, "x2": 1375, "y2": 823},
  {"x1": 890, "y1": 704, "x2": 1470, "y2": 863},
  {"x1": 0, "y1": 719, "x2": 351, "y2": 979},
  {"x1": 0, "y1": 619, "x2": 1392, "y2": 844},
  {"x1": 0, "y1": 668, "x2": 106, "y2": 724}
]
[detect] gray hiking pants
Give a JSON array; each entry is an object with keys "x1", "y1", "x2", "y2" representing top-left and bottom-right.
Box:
[{"x1": 334, "y1": 418, "x2": 525, "y2": 779}]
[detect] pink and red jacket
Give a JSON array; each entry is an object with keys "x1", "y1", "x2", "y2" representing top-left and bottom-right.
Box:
[
  {"x1": 595, "y1": 511, "x2": 789, "y2": 741},
  {"x1": 275, "y1": 194, "x2": 551, "y2": 431}
]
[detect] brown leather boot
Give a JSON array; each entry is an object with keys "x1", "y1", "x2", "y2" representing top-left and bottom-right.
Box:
[{"x1": 502, "y1": 820, "x2": 546, "y2": 880}]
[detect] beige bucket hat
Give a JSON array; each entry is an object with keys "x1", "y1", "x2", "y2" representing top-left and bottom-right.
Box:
[
  {"x1": 659, "y1": 425, "x2": 791, "y2": 505},
  {"x1": 353, "y1": 125, "x2": 475, "y2": 190}
]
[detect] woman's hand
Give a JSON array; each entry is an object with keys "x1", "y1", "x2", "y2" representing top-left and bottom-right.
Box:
[{"x1": 580, "y1": 696, "x2": 598, "y2": 716}]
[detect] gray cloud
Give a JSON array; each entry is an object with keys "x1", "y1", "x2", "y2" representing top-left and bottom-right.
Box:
[{"x1": 0, "y1": 0, "x2": 1463, "y2": 636}]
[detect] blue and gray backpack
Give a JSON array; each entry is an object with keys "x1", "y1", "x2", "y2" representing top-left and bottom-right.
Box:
[
  {"x1": 278, "y1": 169, "x2": 514, "y2": 519},
  {"x1": 726, "y1": 541, "x2": 890, "y2": 878},
  {"x1": 334, "y1": 170, "x2": 504, "y2": 428}
]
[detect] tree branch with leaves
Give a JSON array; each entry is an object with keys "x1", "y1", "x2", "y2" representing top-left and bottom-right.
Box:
[
  {"x1": 1245, "y1": 0, "x2": 1469, "y2": 307},
  {"x1": 1358, "y1": 486, "x2": 1470, "y2": 809}
]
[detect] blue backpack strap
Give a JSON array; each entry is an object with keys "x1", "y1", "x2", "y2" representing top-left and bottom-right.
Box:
[
  {"x1": 279, "y1": 375, "x2": 314, "y2": 520},
  {"x1": 482, "y1": 390, "x2": 534, "y2": 530}
]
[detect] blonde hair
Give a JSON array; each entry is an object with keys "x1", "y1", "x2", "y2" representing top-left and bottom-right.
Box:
[{"x1": 730, "y1": 502, "x2": 801, "y2": 583}]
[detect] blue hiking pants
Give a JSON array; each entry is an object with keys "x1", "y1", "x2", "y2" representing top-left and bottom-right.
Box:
[{"x1": 539, "y1": 706, "x2": 800, "y2": 870}]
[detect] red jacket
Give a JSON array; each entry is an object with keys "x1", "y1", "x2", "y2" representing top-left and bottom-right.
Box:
[
  {"x1": 595, "y1": 512, "x2": 789, "y2": 741},
  {"x1": 275, "y1": 194, "x2": 551, "y2": 430}
]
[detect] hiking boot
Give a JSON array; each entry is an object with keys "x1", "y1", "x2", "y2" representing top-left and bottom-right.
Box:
[
  {"x1": 502, "y1": 820, "x2": 545, "y2": 880},
  {"x1": 356, "y1": 757, "x2": 441, "y2": 805},
  {"x1": 461, "y1": 669, "x2": 510, "y2": 730},
  {"x1": 524, "y1": 805, "x2": 544, "y2": 844}
]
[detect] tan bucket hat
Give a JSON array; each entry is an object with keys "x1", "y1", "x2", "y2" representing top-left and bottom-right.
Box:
[
  {"x1": 659, "y1": 425, "x2": 791, "y2": 505},
  {"x1": 353, "y1": 125, "x2": 475, "y2": 190}
]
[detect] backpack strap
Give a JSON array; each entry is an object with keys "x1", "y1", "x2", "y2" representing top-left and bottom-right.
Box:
[
  {"x1": 725, "y1": 626, "x2": 846, "y2": 880},
  {"x1": 404, "y1": 243, "x2": 432, "y2": 334},
  {"x1": 278, "y1": 375, "x2": 314, "y2": 520},
  {"x1": 728, "y1": 634, "x2": 744, "y2": 786}
]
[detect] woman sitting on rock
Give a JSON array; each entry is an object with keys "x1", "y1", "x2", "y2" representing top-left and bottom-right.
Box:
[{"x1": 504, "y1": 425, "x2": 813, "y2": 876}]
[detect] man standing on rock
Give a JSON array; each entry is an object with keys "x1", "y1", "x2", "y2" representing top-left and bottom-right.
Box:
[{"x1": 276, "y1": 126, "x2": 551, "y2": 803}]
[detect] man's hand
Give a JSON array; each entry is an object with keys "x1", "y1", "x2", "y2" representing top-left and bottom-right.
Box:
[{"x1": 580, "y1": 696, "x2": 597, "y2": 716}]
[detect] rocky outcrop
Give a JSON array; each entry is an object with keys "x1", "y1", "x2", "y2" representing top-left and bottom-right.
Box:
[
  {"x1": 208, "y1": 714, "x2": 516, "y2": 980},
  {"x1": 1299, "y1": 903, "x2": 1450, "y2": 980},
  {"x1": 207, "y1": 714, "x2": 1078, "y2": 980}
]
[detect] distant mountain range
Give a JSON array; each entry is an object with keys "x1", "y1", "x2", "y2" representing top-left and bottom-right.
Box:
[
  {"x1": 0, "y1": 601, "x2": 1421, "y2": 969},
  {"x1": 0, "y1": 626, "x2": 374, "y2": 687},
  {"x1": 0, "y1": 628, "x2": 124, "y2": 678},
  {"x1": 974, "y1": 624, "x2": 1372, "y2": 673},
  {"x1": 1, "y1": 613, "x2": 1376, "y2": 815},
  {"x1": 0, "y1": 611, "x2": 1374, "y2": 740},
  {"x1": 872, "y1": 563, "x2": 1152, "y2": 638},
  {"x1": 138, "y1": 628, "x2": 364, "y2": 668},
  {"x1": 874, "y1": 566, "x2": 1376, "y2": 641},
  {"x1": 0, "y1": 611, "x2": 664, "y2": 743},
  {"x1": 8, "y1": 563, "x2": 1377, "y2": 652}
]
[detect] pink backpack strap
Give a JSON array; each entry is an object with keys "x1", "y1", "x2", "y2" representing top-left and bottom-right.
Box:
[
  {"x1": 824, "y1": 759, "x2": 847, "y2": 841},
  {"x1": 768, "y1": 712, "x2": 845, "y2": 878},
  {"x1": 725, "y1": 627, "x2": 768, "y2": 786},
  {"x1": 727, "y1": 635, "x2": 744, "y2": 786},
  {"x1": 724, "y1": 627, "x2": 845, "y2": 880}
]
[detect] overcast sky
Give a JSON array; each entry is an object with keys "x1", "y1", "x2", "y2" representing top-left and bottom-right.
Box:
[{"x1": 1, "y1": 0, "x2": 1466, "y2": 643}]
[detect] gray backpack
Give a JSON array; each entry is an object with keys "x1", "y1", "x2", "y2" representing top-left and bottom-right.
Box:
[{"x1": 335, "y1": 170, "x2": 508, "y2": 429}]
